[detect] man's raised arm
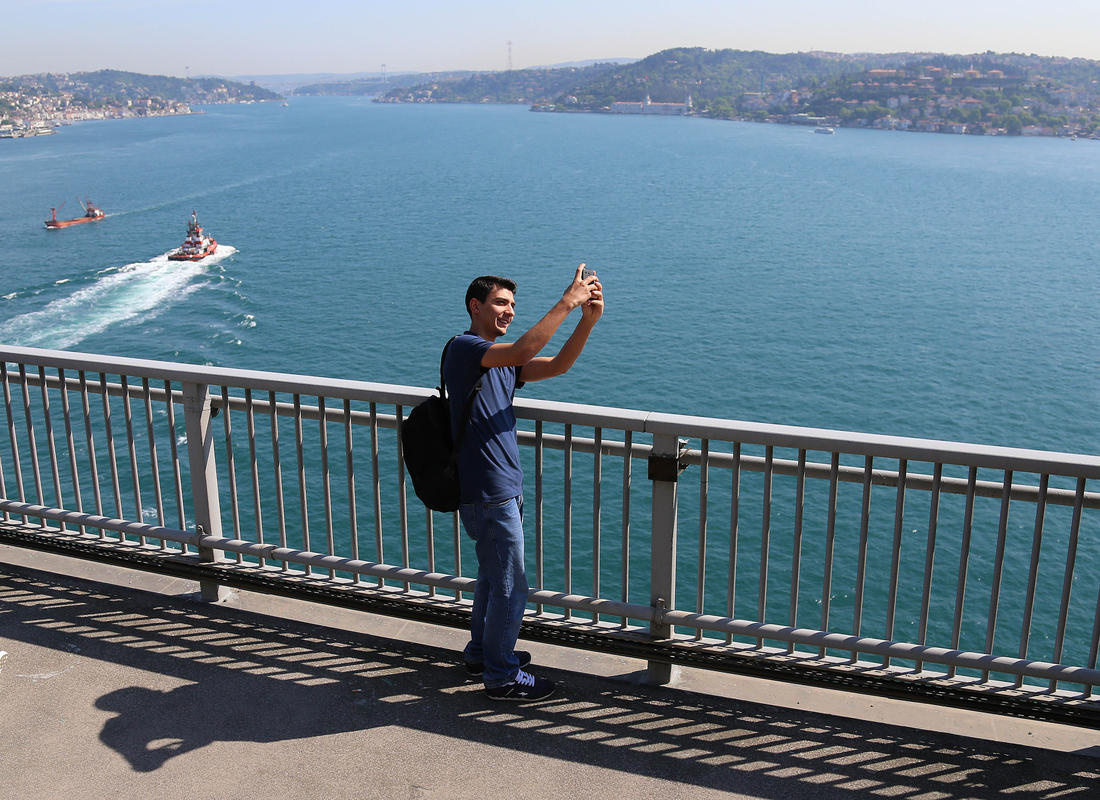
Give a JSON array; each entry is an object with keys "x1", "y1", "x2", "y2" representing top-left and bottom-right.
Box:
[
  {"x1": 519, "y1": 280, "x2": 603, "y2": 383},
  {"x1": 481, "y1": 264, "x2": 599, "y2": 368}
]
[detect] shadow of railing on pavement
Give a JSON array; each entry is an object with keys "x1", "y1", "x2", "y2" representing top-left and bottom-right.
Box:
[{"x1": 1, "y1": 563, "x2": 1097, "y2": 797}]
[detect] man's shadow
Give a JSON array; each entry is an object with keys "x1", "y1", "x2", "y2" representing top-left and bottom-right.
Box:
[
  {"x1": 3, "y1": 564, "x2": 451, "y2": 773},
  {"x1": 97, "y1": 686, "x2": 214, "y2": 770},
  {"x1": 75, "y1": 599, "x2": 480, "y2": 773},
  {"x1": 95, "y1": 675, "x2": 380, "y2": 772}
]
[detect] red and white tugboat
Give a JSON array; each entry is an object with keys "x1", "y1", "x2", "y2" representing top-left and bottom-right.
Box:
[{"x1": 168, "y1": 210, "x2": 218, "y2": 261}]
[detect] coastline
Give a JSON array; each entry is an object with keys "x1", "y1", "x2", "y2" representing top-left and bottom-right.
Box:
[
  {"x1": 8, "y1": 93, "x2": 1093, "y2": 144},
  {"x1": 0, "y1": 100, "x2": 287, "y2": 141},
  {"x1": 376, "y1": 97, "x2": 1098, "y2": 139},
  {"x1": 0, "y1": 108, "x2": 198, "y2": 139},
  {"x1": 0, "y1": 69, "x2": 283, "y2": 141}
]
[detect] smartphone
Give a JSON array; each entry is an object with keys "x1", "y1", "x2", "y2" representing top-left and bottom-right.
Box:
[{"x1": 581, "y1": 266, "x2": 597, "y2": 281}]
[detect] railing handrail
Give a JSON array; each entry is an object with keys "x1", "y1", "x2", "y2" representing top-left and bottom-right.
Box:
[
  {"x1": 0, "y1": 344, "x2": 429, "y2": 406},
  {"x1": 5, "y1": 344, "x2": 1098, "y2": 478},
  {"x1": 9, "y1": 367, "x2": 1098, "y2": 511},
  {"x1": 639, "y1": 410, "x2": 1100, "y2": 478}
]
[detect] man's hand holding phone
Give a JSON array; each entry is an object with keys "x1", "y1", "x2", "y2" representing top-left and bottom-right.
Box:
[{"x1": 577, "y1": 263, "x2": 603, "y2": 321}]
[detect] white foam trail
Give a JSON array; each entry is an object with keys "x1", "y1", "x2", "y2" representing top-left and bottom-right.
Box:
[{"x1": 0, "y1": 245, "x2": 237, "y2": 350}]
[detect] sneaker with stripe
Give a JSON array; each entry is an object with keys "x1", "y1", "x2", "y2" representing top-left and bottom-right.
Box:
[{"x1": 484, "y1": 669, "x2": 555, "y2": 702}]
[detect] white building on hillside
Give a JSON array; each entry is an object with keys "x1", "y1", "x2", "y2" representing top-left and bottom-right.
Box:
[{"x1": 610, "y1": 94, "x2": 692, "y2": 115}]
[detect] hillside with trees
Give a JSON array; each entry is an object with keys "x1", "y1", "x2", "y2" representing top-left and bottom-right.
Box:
[
  {"x1": 373, "y1": 63, "x2": 620, "y2": 104},
  {"x1": 0, "y1": 70, "x2": 281, "y2": 131},
  {"x1": 375, "y1": 47, "x2": 1100, "y2": 137},
  {"x1": 376, "y1": 48, "x2": 924, "y2": 107},
  {"x1": 801, "y1": 53, "x2": 1100, "y2": 135},
  {"x1": 1, "y1": 70, "x2": 280, "y2": 104},
  {"x1": 554, "y1": 48, "x2": 867, "y2": 110},
  {"x1": 294, "y1": 72, "x2": 462, "y2": 96}
]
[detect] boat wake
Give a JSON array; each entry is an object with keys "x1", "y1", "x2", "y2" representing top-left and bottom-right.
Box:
[{"x1": 0, "y1": 245, "x2": 237, "y2": 350}]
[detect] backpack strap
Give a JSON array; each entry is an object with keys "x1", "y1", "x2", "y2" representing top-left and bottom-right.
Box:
[
  {"x1": 441, "y1": 336, "x2": 484, "y2": 460},
  {"x1": 438, "y1": 336, "x2": 455, "y2": 402}
]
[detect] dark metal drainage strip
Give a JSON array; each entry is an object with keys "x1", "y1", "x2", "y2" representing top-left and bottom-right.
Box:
[{"x1": 2, "y1": 526, "x2": 1097, "y2": 729}]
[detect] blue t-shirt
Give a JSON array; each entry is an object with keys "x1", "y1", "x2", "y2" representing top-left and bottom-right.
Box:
[{"x1": 441, "y1": 332, "x2": 525, "y2": 503}]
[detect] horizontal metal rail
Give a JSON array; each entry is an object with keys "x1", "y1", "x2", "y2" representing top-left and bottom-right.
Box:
[
  {"x1": 5, "y1": 499, "x2": 1100, "y2": 690},
  {"x1": 8, "y1": 369, "x2": 1097, "y2": 510}
]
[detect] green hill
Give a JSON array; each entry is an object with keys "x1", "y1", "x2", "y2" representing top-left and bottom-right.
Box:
[
  {"x1": 377, "y1": 48, "x2": 901, "y2": 108},
  {"x1": 375, "y1": 64, "x2": 621, "y2": 104},
  {"x1": 375, "y1": 47, "x2": 1100, "y2": 135},
  {"x1": 0, "y1": 70, "x2": 282, "y2": 129},
  {"x1": 0, "y1": 69, "x2": 281, "y2": 105},
  {"x1": 295, "y1": 72, "x2": 471, "y2": 96}
]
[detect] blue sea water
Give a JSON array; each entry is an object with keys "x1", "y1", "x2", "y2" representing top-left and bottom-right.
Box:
[
  {"x1": 2, "y1": 97, "x2": 1098, "y2": 670},
  {"x1": 2, "y1": 97, "x2": 1096, "y2": 457}
]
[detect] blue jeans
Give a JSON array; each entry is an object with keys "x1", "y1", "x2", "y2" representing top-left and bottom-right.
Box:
[{"x1": 459, "y1": 496, "x2": 528, "y2": 688}]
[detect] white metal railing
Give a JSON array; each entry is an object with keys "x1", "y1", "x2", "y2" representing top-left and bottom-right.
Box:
[{"x1": 1, "y1": 345, "x2": 1099, "y2": 706}]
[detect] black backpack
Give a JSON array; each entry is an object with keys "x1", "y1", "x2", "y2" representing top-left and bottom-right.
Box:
[{"x1": 400, "y1": 337, "x2": 483, "y2": 512}]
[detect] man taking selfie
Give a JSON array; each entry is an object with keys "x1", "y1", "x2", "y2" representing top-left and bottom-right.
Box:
[{"x1": 443, "y1": 265, "x2": 604, "y2": 701}]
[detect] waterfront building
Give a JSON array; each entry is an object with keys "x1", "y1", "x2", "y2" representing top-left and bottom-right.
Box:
[{"x1": 610, "y1": 94, "x2": 692, "y2": 115}]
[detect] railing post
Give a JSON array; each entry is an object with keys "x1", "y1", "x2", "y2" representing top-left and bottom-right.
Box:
[
  {"x1": 647, "y1": 433, "x2": 684, "y2": 684},
  {"x1": 182, "y1": 381, "x2": 226, "y2": 602}
]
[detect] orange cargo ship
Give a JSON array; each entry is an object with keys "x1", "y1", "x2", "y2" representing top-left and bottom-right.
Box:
[
  {"x1": 168, "y1": 210, "x2": 218, "y2": 261},
  {"x1": 44, "y1": 200, "x2": 105, "y2": 229}
]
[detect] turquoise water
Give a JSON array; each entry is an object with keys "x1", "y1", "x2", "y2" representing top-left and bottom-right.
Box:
[
  {"x1": 2, "y1": 97, "x2": 1097, "y2": 455},
  {"x1": 2, "y1": 99, "x2": 1097, "y2": 672}
]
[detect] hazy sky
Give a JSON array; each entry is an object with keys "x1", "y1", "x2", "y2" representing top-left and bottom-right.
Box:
[{"x1": 5, "y1": 0, "x2": 1100, "y2": 77}]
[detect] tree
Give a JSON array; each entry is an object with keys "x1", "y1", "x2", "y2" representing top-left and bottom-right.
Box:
[{"x1": 709, "y1": 98, "x2": 734, "y2": 119}]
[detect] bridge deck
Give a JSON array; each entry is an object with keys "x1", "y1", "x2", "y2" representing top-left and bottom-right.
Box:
[{"x1": 3, "y1": 546, "x2": 1098, "y2": 800}]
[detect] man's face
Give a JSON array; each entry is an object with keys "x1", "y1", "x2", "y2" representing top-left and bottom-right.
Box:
[{"x1": 472, "y1": 286, "x2": 515, "y2": 339}]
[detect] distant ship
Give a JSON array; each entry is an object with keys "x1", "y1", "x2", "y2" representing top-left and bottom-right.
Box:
[
  {"x1": 814, "y1": 126, "x2": 836, "y2": 135},
  {"x1": 44, "y1": 199, "x2": 105, "y2": 229},
  {"x1": 168, "y1": 210, "x2": 218, "y2": 261}
]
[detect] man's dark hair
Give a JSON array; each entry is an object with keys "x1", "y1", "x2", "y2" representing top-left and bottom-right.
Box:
[{"x1": 465, "y1": 275, "x2": 517, "y2": 317}]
